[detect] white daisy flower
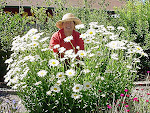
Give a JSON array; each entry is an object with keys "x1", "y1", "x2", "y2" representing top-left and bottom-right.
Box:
[
  {"x1": 117, "y1": 26, "x2": 125, "y2": 31},
  {"x1": 24, "y1": 55, "x2": 35, "y2": 62},
  {"x1": 101, "y1": 94, "x2": 106, "y2": 97},
  {"x1": 134, "y1": 46, "x2": 143, "y2": 53},
  {"x1": 48, "y1": 59, "x2": 59, "y2": 67},
  {"x1": 46, "y1": 90, "x2": 52, "y2": 95},
  {"x1": 76, "y1": 46, "x2": 80, "y2": 50},
  {"x1": 96, "y1": 51, "x2": 103, "y2": 56},
  {"x1": 101, "y1": 77, "x2": 105, "y2": 80},
  {"x1": 4, "y1": 76, "x2": 11, "y2": 83},
  {"x1": 80, "y1": 33, "x2": 88, "y2": 39},
  {"x1": 31, "y1": 33, "x2": 43, "y2": 41},
  {"x1": 64, "y1": 35, "x2": 73, "y2": 42},
  {"x1": 133, "y1": 58, "x2": 140, "y2": 63},
  {"x1": 50, "y1": 86, "x2": 61, "y2": 93},
  {"x1": 84, "y1": 38, "x2": 93, "y2": 44},
  {"x1": 88, "y1": 53, "x2": 95, "y2": 57},
  {"x1": 83, "y1": 82, "x2": 92, "y2": 89},
  {"x1": 107, "y1": 26, "x2": 115, "y2": 30},
  {"x1": 22, "y1": 85, "x2": 27, "y2": 89},
  {"x1": 5, "y1": 58, "x2": 13, "y2": 64},
  {"x1": 34, "y1": 81, "x2": 42, "y2": 86},
  {"x1": 109, "y1": 34, "x2": 119, "y2": 40},
  {"x1": 77, "y1": 50, "x2": 87, "y2": 58},
  {"x1": 55, "y1": 80, "x2": 62, "y2": 86},
  {"x1": 56, "y1": 72, "x2": 65, "y2": 79},
  {"x1": 89, "y1": 22, "x2": 98, "y2": 29},
  {"x1": 11, "y1": 76, "x2": 19, "y2": 84},
  {"x1": 71, "y1": 93, "x2": 82, "y2": 100},
  {"x1": 75, "y1": 24, "x2": 85, "y2": 29},
  {"x1": 53, "y1": 44, "x2": 60, "y2": 49},
  {"x1": 141, "y1": 52, "x2": 148, "y2": 57},
  {"x1": 26, "y1": 28, "x2": 38, "y2": 36},
  {"x1": 111, "y1": 53, "x2": 119, "y2": 60},
  {"x1": 58, "y1": 47, "x2": 66, "y2": 53},
  {"x1": 83, "y1": 69, "x2": 90, "y2": 74},
  {"x1": 72, "y1": 84, "x2": 83, "y2": 92},
  {"x1": 65, "y1": 69, "x2": 76, "y2": 77},
  {"x1": 86, "y1": 29, "x2": 96, "y2": 36},
  {"x1": 65, "y1": 49, "x2": 74, "y2": 55},
  {"x1": 37, "y1": 70, "x2": 47, "y2": 77},
  {"x1": 105, "y1": 41, "x2": 127, "y2": 50},
  {"x1": 30, "y1": 41, "x2": 39, "y2": 47},
  {"x1": 126, "y1": 65, "x2": 132, "y2": 69}
]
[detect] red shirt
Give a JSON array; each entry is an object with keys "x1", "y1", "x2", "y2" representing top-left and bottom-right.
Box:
[{"x1": 49, "y1": 29, "x2": 84, "y2": 54}]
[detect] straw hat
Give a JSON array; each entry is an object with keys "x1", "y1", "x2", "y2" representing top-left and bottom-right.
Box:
[{"x1": 56, "y1": 13, "x2": 81, "y2": 29}]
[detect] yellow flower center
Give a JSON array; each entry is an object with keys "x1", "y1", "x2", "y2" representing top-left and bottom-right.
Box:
[
  {"x1": 59, "y1": 74, "x2": 62, "y2": 77},
  {"x1": 89, "y1": 31, "x2": 93, "y2": 34},
  {"x1": 33, "y1": 36, "x2": 37, "y2": 39},
  {"x1": 52, "y1": 62, "x2": 56, "y2": 64},
  {"x1": 41, "y1": 72, "x2": 44, "y2": 75},
  {"x1": 80, "y1": 53, "x2": 84, "y2": 56},
  {"x1": 86, "y1": 85, "x2": 90, "y2": 87},
  {"x1": 69, "y1": 72, "x2": 72, "y2": 75},
  {"x1": 137, "y1": 47, "x2": 140, "y2": 50},
  {"x1": 74, "y1": 94, "x2": 77, "y2": 97},
  {"x1": 54, "y1": 88, "x2": 57, "y2": 90},
  {"x1": 33, "y1": 44, "x2": 36, "y2": 46},
  {"x1": 76, "y1": 87, "x2": 79, "y2": 90}
]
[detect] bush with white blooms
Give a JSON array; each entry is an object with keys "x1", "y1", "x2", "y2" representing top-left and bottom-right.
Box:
[{"x1": 4, "y1": 22, "x2": 148, "y2": 112}]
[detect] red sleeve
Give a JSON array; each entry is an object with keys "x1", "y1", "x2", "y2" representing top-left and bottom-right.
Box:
[{"x1": 49, "y1": 32, "x2": 60, "y2": 53}]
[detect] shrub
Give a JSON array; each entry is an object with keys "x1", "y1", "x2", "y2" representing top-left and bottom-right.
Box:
[
  {"x1": 4, "y1": 22, "x2": 148, "y2": 112},
  {"x1": 110, "y1": 0, "x2": 150, "y2": 77}
]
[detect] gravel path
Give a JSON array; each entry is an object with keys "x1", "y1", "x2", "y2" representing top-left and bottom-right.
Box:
[{"x1": 0, "y1": 94, "x2": 28, "y2": 113}]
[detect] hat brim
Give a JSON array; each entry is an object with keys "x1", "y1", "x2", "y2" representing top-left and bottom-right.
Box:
[{"x1": 56, "y1": 17, "x2": 81, "y2": 29}]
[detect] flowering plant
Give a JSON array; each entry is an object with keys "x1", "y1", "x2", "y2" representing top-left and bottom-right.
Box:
[{"x1": 4, "y1": 22, "x2": 148, "y2": 112}]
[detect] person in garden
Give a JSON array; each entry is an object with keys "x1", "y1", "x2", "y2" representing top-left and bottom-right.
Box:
[
  {"x1": 49, "y1": 13, "x2": 84, "y2": 56},
  {"x1": 49, "y1": 13, "x2": 84, "y2": 69}
]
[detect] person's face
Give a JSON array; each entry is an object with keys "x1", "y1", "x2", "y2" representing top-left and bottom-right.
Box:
[{"x1": 62, "y1": 21, "x2": 75, "y2": 32}]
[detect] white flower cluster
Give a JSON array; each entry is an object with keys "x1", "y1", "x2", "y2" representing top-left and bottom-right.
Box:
[
  {"x1": 4, "y1": 28, "x2": 51, "y2": 88},
  {"x1": 4, "y1": 22, "x2": 148, "y2": 110}
]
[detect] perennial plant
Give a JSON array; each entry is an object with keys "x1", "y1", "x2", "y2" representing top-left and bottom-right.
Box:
[{"x1": 4, "y1": 22, "x2": 148, "y2": 112}]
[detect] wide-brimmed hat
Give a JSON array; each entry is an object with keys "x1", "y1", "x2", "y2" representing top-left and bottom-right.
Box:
[{"x1": 56, "y1": 13, "x2": 81, "y2": 29}]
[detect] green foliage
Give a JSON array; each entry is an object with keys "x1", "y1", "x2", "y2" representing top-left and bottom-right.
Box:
[
  {"x1": 109, "y1": 0, "x2": 150, "y2": 76},
  {"x1": 111, "y1": 0, "x2": 150, "y2": 49},
  {"x1": 0, "y1": 12, "x2": 30, "y2": 51}
]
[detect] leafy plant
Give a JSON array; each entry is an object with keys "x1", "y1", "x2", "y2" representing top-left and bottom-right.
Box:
[
  {"x1": 4, "y1": 22, "x2": 148, "y2": 112},
  {"x1": 110, "y1": 0, "x2": 150, "y2": 77}
]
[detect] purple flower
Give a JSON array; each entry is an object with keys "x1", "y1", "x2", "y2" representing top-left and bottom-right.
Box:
[
  {"x1": 124, "y1": 89, "x2": 128, "y2": 92},
  {"x1": 120, "y1": 93, "x2": 124, "y2": 97}
]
